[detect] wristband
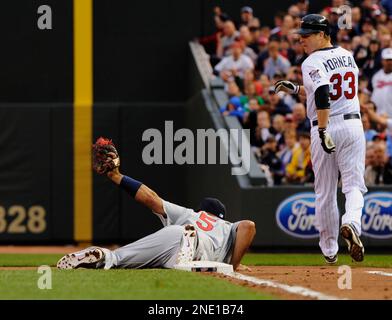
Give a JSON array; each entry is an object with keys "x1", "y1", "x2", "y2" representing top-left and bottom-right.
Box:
[{"x1": 119, "y1": 175, "x2": 142, "y2": 197}]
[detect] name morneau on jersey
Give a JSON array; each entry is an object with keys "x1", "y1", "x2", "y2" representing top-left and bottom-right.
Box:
[{"x1": 322, "y1": 55, "x2": 355, "y2": 72}]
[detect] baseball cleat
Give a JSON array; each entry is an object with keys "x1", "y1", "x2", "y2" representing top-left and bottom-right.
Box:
[
  {"x1": 57, "y1": 247, "x2": 105, "y2": 269},
  {"x1": 340, "y1": 224, "x2": 364, "y2": 262},
  {"x1": 323, "y1": 254, "x2": 338, "y2": 265},
  {"x1": 176, "y1": 224, "x2": 197, "y2": 264}
]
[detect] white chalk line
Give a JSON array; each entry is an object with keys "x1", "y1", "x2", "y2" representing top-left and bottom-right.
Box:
[
  {"x1": 367, "y1": 271, "x2": 392, "y2": 277},
  {"x1": 224, "y1": 272, "x2": 345, "y2": 300}
]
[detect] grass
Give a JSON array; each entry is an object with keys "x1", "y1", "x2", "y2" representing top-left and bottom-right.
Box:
[
  {"x1": 0, "y1": 269, "x2": 273, "y2": 300},
  {"x1": 0, "y1": 253, "x2": 272, "y2": 300},
  {"x1": 0, "y1": 252, "x2": 391, "y2": 299}
]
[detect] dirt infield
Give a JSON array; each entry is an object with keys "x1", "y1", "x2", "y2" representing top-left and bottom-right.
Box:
[{"x1": 214, "y1": 266, "x2": 392, "y2": 300}]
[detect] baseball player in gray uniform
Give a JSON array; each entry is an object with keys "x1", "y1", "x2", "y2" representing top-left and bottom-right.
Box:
[
  {"x1": 275, "y1": 14, "x2": 366, "y2": 264},
  {"x1": 57, "y1": 159, "x2": 256, "y2": 271}
]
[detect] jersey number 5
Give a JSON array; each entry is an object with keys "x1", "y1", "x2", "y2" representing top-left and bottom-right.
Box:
[
  {"x1": 196, "y1": 212, "x2": 217, "y2": 231},
  {"x1": 329, "y1": 72, "x2": 355, "y2": 100}
]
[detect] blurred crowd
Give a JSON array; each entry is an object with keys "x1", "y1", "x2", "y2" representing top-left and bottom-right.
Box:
[{"x1": 197, "y1": 0, "x2": 392, "y2": 186}]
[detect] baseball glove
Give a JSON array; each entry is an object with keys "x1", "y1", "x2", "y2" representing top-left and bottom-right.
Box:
[{"x1": 92, "y1": 137, "x2": 120, "y2": 174}]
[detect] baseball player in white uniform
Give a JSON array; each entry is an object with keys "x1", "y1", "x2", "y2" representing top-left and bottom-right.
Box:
[
  {"x1": 275, "y1": 14, "x2": 366, "y2": 263},
  {"x1": 57, "y1": 155, "x2": 256, "y2": 271}
]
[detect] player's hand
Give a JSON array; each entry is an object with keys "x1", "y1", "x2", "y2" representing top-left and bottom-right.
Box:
[
  {"x1": 92, "y1": 137, "x2": 121, "y2": 175},
  {"x1": 236, "y1": 264, "x2": 251, "y2": 272},
  {"x1": 318, "y1": 128, "x2": 336, "y2": 154},
  {"x1": 274, "y1": 80, "x2": 300, "y2": 94}
]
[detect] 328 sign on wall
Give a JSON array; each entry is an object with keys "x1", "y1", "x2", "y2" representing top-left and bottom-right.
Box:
[{"x1": 0, "y1": 205, "x2": 47, "y2": 234}]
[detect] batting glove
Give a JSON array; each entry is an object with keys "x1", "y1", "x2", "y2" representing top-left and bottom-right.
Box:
[
  {"x1": 318, "y1": 128, "x2": 336, "y2": 154},
  {"x1": 274, "y1": 80, "x2": 300, "y2": 94}
]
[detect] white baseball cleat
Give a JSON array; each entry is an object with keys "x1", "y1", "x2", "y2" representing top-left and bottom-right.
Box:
[
  {"x1": 57, "y1": 247, "x2": 105, "y2": 269},
  {"x1": 176, "y1": 224, "x2": 197, "y2": 265}
]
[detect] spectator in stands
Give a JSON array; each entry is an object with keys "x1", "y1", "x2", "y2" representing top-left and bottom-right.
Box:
[
  {"x1": 288, "y1": 4, "x2": 301, "y2": 18},
  {"x1": 349, "y1": 7, "x2": 363, "y2": 38},
  {"x1": 328, "y1": 7, "x2": 341, "y2": 44},
  {"x1": 268, "y1": 86, "x2": 292, "y2": 116},
  {"x1": 292, "y1": 103, "x2": 311, "y2": 133},
  {"x1": 285, "y1": 132, "x2": 311, "y2": 184},
  {"x1": 257, "y1": 136, "x2": 284, "y2": 185},
  {"x1": 250, "y1": 110, "x2": 273, "y2": 147},
  {"x1": 280, "y1": 15, "x2": 296, "y2": 38},
  {"x1": 214, "y1": 41, "x2": 254, "y2": 84},
  {"x1": 361, "y1": 0, "x2": 378, "y2": 21},
  {"x1": 263, "y1": 38, "x2": 291, "y2": 79},
  {"x1": 361, "y1": 17, "x2": 378, "y2": 39},
  {"x1": 243, "y1": 69, "x2": 263, "y2": 95},
  {"x1": 361, "y1": 111, "x2": 378, "y2": 142},
  {"x1": 296, "y1": 0, "x2": 309, "y2": 17},
  {"x1": 290, "y1": 38, "x2": 306, "y2": 66},
  {"x1": 237, "y1": 35, "x2": 258, "y2": 64},
  {"x1": 255, "y1": 37, "x2": 270, "y2": 74},
  {"x1": 284, "y1": 113, "x2": 298, "y2": 133},
  {"x1": 220, "y1": 96, "x2": 245, "y2": 123},
  {"x1": 240, "y1": 82, "x2": 264, "y2": 110},
  {"x1": 242, "y1": 97, "x2": 261, "y2": 130},
  {"x1": 216, "y1": 20, "x2": 240, "y2": 58},
  {"x1": 371, "y1": 48, "x2": 392, "y2": 117},
  {"x1": 248, "y1": 26, "x2": 262, "y2": 54},
  {"x1": 382, "y1": 0, "x2": 392, "y2": 17},
  {"x1": 239, "y1": 6, "x2": 260, "y2": 28},
  {"x1": 259, "y1": 74, "x2": 270, "y2": 92},
  {"x1": 364, "y1": 138, "x2": 392, "y2": 185},
  {"x1": 361, "y1": 100, "x2": 392, "y2": 156},
  {"x1": 226, "y1": 80, "x2": 242, "y2": 98},
  {"x1": 270, "y1": 11, "x2": 285, "y2": 36},
  {"x1": 279, "y1": 36, "x2": 296, "y2": 64},
  {"x1": 278, "y1": 129, "x2": 299, "y2": 178},
  {"x1": 271, "y1": 114, "x2": 286, "y2": 150},
  {"x1": 339, "y1": 35, "x2": 353, "y2": 52},
  {"x1": 357, "y1": 38, "x2": 382, "y2": 79},
  {"x1": 260, "y1": 26, "x2": 272, "y2": 40},
  {"x1": 380, "y1": 32, "x2": 392, "y2": 49},
  {"x1": 197, "y1": 12, "x2": 229, "y2": 57},
  {"x1": 359, "y1": 75, "x2": 372, "y2": 95}
]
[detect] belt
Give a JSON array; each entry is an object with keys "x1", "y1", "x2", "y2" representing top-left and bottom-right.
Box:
[{"x1": 312, "y1": 113, "x2": 360, "y2": 126}]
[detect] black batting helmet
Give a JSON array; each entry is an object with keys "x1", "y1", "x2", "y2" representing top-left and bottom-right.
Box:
[
  {"x1": 197, "y1": 197, "x2": 226, "y2": 219},
  {"x1": 296, "y1": 14, "x2": 330, "y2": 36}
]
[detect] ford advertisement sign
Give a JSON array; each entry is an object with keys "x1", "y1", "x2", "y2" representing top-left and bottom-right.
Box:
[
  {"x1": 362, "y1": 192, "x2": 392, "y2": 239},
  {"x1": 276, "y1": 192, "x2": 318, "y2": 239}
]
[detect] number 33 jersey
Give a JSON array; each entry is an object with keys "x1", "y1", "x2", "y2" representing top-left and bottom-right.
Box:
[
  {"x1": 154, "y1": 200, "x2": 240, "y2": 264},
  {"x1": 301, "y1": 46, "x2": 360, "y2": 122}
]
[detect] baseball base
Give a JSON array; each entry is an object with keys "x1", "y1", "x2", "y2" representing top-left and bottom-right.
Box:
[{"x1": 173, "y1": 261, "x2": 233, "y2": 274}]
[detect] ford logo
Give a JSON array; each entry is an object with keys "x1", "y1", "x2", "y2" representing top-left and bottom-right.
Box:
[
  {"x1": 276, "y1": 192, "x2": 318, "y2": 239},
  {"x1": 362, "y1": 192, "x2": 392, "y2": 239}
]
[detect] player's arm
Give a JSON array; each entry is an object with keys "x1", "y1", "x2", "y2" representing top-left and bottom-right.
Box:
[
  {"x1": 231, "y1": 220, "x2": 256, "y2": 271},
  {"x1": 315, "y1": 84, "x2": 336, "y2": 154},
  {"x1": 92, "y1": 138, "x2": 166, "y2": 216},
  {"x1": 107, "y1": 168, "x2": 166, "y2": 216},
  {"x1": 362, "y1": 102, "x2": 388, "y2": 127}
]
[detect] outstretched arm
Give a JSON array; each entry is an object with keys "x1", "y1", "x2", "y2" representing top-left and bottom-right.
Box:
[
  {"x1": 107, "y1": 168, "x2": 166, "y2": 216},
  {"x1": 231, "y1": 220, "x2": 256, "y2": 271}
]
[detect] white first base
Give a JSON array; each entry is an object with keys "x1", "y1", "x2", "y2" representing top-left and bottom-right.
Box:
[{"x1": 173, "y1": 261, "x2": 233, "y2": 274}]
